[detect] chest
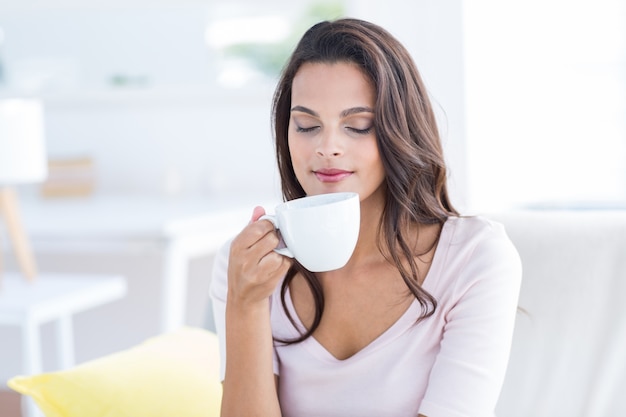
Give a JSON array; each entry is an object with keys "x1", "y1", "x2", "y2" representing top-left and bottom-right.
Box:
[
  {"x1": 289, "y1": 265, "x2": 417, "y2": 360},
  {"x1": 274, "y1": 301, "x2": 443, "y2": 417}
]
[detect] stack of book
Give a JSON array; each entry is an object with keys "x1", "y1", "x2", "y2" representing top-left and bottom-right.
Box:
[{"x1": 40, "y1": 157, "x2": 96, "y2": 198}]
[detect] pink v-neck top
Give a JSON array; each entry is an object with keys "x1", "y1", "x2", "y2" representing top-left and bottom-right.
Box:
[{"x1": 210, "y1": 216, "x2": 522, "y2": 417}]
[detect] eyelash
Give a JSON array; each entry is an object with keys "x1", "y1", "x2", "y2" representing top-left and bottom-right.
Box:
[
  {"x1": 296, "y1": 126, "x2": 319, "y2": 133},
  {"x1": 295, "y1": 126, "x2": 373, "y2": 135},
  {"x1": 348, "y1": 127, "x2": 373, "y2": 135}
]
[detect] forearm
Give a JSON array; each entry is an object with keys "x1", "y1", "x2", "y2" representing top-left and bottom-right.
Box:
[{"x1": 221, "y1": 299, "x2": 281, "y2": 417}]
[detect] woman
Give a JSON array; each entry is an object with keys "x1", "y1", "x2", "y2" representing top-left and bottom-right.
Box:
[{"x1": 210, "y1": 18, "x2": 521, "y2": 417}]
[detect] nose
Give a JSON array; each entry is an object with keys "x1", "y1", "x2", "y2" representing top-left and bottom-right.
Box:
[{"x1": 316, "y1": 130, "x2": 343, "y2": 157}]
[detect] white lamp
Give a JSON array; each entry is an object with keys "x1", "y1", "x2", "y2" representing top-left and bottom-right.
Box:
[{"x1": 0, "y1": 99, "x2": 47, "y2": 285}]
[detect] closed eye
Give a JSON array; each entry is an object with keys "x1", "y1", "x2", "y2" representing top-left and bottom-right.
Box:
[
  {"x1": 347, "y1": 126, "x2": 374, "y2": 135},
  {"x1": 296, "y1": 125, "x2": 320, "y2": 133}
]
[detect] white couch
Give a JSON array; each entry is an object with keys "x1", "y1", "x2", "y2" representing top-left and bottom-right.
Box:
[{"x1": 492, "y1": 210, "x2": 626, "y2": 417}]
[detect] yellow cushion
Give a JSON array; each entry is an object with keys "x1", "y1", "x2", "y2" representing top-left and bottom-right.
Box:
[{"x1": 8, "y1": 327, "x2": 222, "y2": 417}]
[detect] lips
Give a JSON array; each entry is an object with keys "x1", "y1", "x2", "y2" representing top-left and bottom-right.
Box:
[{"x1": 313, "y1": 168, "x2": 353, "y2": 183}]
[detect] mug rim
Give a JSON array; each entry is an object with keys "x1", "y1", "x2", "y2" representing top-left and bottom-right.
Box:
[{"x1": 278, "y1": 192, "x2": 358, "y2": 211}]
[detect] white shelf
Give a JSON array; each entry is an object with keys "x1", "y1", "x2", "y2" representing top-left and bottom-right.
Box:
[{"x1": 0, "y1": 84, "x2": 276, "y2": 108}]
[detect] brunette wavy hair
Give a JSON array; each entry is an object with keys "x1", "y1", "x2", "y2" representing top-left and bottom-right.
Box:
[{"x1": 272, "y1": 18, "x2": 458, "y2": 343}]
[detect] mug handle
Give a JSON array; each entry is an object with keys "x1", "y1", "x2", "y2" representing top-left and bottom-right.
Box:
[{"x1": 259, "y1": 214, "x2": 294, "y2": 258}]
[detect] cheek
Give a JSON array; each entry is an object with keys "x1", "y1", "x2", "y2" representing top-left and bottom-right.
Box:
[
  {"x1": 363, "y1": 142, "x2": 386, "y2": 183},
  {"x1": 287, "y1": 136, "x2": 306, "y2": 174},
  {"x1": 361, "y1": 140, "x2": 384, "y2": 168},
  {"x1": 288, "y1": 134, "x2": 314, "y2": 158}
]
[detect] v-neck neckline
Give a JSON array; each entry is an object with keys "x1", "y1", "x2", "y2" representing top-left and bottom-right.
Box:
[{"x1": 281, "y1": 217, "x2": 455, "y2": 363}]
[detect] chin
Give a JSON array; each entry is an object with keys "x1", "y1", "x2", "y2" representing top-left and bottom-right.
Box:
[{"x1": 309, "y1": 185, "x2": 354, "y2": 196}]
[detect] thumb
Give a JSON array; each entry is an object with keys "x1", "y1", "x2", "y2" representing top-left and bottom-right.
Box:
[{"x1": 249, "y1": 206, "x2": 266, "y2": 223}]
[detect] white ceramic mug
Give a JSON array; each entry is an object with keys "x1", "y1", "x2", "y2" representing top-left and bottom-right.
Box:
[{"x1": 260, "y1": 192, "x2": 360, "y2": 272}]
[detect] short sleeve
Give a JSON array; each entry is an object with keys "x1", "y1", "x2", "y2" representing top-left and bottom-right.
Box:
[
  {"x1": 209, "y1": 238, "x2": 281, "y2": 381},
  {"x1": 209, "y1": 239, "x2": 232, "y2": 381},
  {"x1": 419, "y1": 222, "x2": 522, "y2": 417}
]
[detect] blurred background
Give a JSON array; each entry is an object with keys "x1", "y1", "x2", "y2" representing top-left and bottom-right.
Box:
[
  {"x1": 0, "y1": 0, "x2": 624, "y2": 408},
  {"x1": 0, "y1": 0, "x2": 623, "y2": 209}
]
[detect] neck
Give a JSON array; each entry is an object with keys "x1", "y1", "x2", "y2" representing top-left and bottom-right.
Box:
[
  {"x1": 345, "y1": 189, "x2": 387, "y2": 267},
  {"x1": 345, "y1": 188, "x2": 444, "y2": 270}
]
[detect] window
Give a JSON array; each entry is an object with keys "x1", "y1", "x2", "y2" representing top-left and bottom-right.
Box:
[
  {"x1": 205, "y1": 1, "x2": 345, "y2": 88},
  {"x1": 464, "y1": 0, "x2": 626, "y2": 211}
]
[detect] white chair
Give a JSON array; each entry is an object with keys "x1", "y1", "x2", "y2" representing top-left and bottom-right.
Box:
[{"x1": 0, "y1": 273, "x2": 127, "y2": 417}]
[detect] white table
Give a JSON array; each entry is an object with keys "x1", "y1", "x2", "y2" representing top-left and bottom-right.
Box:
[
  {"x1": 14, "y1": 194, "x2": 278, "y2": 333},
  {"x1": 0, "y1": 273, "x2": 127, "y2": 417}
]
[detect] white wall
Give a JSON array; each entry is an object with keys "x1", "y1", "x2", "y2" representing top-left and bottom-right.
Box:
[
  {"x1": 39, "y1": 88, "x2": 281, "y2": 200},
  {"x1": 464, "y1": 0, "x2": 626, "y2": 211},
  {"x1": 0, "y1": 3, "x2": 283, "y2": 202},
  {"x1": 0, "y1": 0, "x2": 467, "y2": 207}
]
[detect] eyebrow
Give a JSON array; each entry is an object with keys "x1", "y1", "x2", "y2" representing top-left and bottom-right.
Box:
[{"x1": 290, "y1": 105, "x2": 374, "y2": 118}]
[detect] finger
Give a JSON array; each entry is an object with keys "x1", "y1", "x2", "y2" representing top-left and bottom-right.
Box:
[
  {"x1": 230, "y1": 224, "x2": 279, "y2": 269},
  {"x1": 248, "y1": 228, "x2": 282, "y2": 259},
  {"x1": 258, "y1": 250, "x2": 293, "y2": 280},
  {"x1": 249, "y1": 206, "x2": 266, "y2": 224}
]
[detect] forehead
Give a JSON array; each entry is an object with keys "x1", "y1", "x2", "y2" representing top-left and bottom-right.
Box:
[{"x1": 291, "y1": 62, "x2": 375, "y2": 108}]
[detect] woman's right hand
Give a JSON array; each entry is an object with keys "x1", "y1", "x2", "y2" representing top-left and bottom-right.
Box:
[
  {"x1": 227, "y1": 206, "x2": 292, "y2": 307},
  {"x1": 222, "y1": 206, "x2": 286, "y2": 417}
]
